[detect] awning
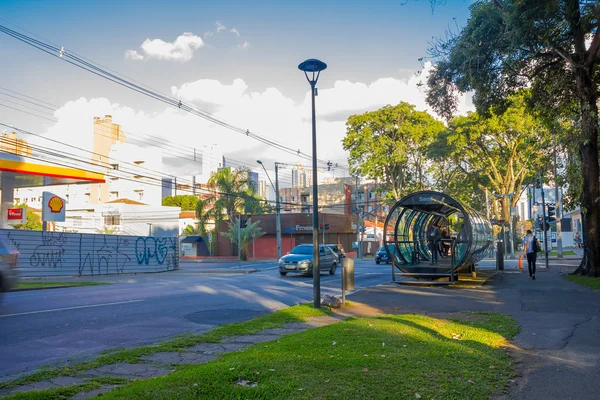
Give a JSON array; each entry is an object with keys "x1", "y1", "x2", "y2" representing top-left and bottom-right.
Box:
[
  {"x1": 181, "y1": 236, "x2": 204, "y2": 243},
  {"x1": 0, "y1": 152, "x2": 105, "y2": 187}
]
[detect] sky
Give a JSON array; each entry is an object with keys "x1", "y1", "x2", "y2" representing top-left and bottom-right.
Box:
[{"x1": 0, "y1": 0, "x2": 475, "y2": 188}]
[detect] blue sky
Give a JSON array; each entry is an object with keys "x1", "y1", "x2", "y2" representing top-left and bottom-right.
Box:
[{"x1": 0, "y1": 0, "x2": 474, "y2": 181}]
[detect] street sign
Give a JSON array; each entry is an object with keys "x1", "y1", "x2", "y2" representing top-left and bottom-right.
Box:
[
  {"x1": 208, "y1": 232, "x2": 212, "y2": 242},
  {"x1": 7, "y1": 208, "x2": 26, "y2": 225},
  {"x1": 42, "y1": 191, "x2": 65, "y2": 222}
]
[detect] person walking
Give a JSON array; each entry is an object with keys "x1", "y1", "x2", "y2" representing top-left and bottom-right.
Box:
[{"x1": 523, "y1": 229, "x2": 537, "y2": 280}]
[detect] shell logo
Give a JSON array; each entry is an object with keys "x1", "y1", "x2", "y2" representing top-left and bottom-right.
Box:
[{"x1": 48, "y1": 196, "x2": 64, "y2": 213}]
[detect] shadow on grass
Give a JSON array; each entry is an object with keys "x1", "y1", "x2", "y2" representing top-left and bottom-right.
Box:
[{"x1": 96, "y1": 313, "x2": 519, "y2": 400}]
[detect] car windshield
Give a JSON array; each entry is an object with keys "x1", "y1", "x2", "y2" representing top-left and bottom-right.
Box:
[
  {"x1": 379, "y1": 247, "x2": 386, "y2": 252},
  {"x1": 289, "y1": 245, "x2": 313, "y2": 255}
]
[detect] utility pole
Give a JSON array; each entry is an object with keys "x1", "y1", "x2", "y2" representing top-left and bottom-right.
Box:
[
  {"x1": 553, "y1": 133, "x2": 563, "y2": 257},
  {"x1": 275, "y1": 162, "x2": 282, "y2": 259},
  {"x1": 539, "y1": 172, "x2": 549, "y2": 269},
  {"x1": 238, "y1": 216, "x2": 242, "y2": 268},
  {"x1": 355, "y1": 175, "x2": 360, "y2": 259}
]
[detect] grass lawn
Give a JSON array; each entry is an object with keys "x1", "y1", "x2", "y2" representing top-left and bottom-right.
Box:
[
  {"x1": 95, "y1": 312, "x2": 519, "y2": 400},
  {"x1": 14, "y1": 281, "x2": 110, "y2": 290},
  {"x1": 565, "y1": 275, "x2": 600, "y2": 291},
  {"x1": 4, "y1": 377, "x2": 128, "y2": 400},
  {"x1": 547, "y1": 250, "x2": 577, "y2": 257},
  {"x1": 0, "y1": 304, "x2": 331, "y2": 390}
]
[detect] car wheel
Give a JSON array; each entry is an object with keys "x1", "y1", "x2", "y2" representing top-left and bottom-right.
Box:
[
  {"x1": 279, "y1": 271, "x2": 287, "y2": 276},
  {"x1": 376, "y1": 260, "x2": 380, "y2": 265},
  {"x1": 329, "y1": 263, "x2": 337, "y2": 275}
]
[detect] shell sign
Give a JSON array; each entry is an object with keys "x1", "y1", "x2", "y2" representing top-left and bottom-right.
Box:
[
  {"x1": 48, "y1": 196, "x2": 64, "y2": 213},
  {"x1": 42, "y1": 192, "x2": 66, "y2": 222}
]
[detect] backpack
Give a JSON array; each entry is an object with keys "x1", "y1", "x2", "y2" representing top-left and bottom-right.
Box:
[{"x1": 531, "y1": 236, "x2": 541, "y2": 253}]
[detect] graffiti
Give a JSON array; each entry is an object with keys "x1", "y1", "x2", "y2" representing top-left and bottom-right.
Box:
[
  {"x1": 30, "y1": 232, "x2": 67, "y2": 268},
  {"x1": 1, "y1": 229, "x2": 178, "y2": 277},
  {"x1": 79, "y1": 235, "x2": 131, "y2": 276},
  {"x1": 135, "y1": 237, "x2": 173, "y2": 266}
]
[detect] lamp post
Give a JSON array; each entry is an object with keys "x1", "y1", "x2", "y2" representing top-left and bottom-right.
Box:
[
  {"x1": 257, "y1": 160, "x2": 282, "y2": 260},
  {"x1": 299, "y1": 58, "x2": 327, "y2": 308}
]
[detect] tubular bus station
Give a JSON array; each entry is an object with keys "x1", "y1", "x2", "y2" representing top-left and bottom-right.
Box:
[{"x1": 383, "y1": 191, "x2": 492, "y2": 285}]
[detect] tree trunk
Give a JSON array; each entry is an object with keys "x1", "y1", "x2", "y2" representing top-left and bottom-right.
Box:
[{"x1": 573, "y1": 71, "x2": 600, "y2": 276}]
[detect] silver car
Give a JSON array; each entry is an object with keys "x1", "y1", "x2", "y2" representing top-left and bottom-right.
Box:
[{"x1": 279, "y1": 244, "x2": 338, "y2": 277}]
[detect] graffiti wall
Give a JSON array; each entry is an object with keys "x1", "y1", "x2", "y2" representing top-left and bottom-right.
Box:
[{"x1": 0, "y1": 229, "x2": 179, "y2": 277}]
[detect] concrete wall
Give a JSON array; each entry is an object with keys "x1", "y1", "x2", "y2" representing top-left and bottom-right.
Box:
[{"x1": 1, "y1": 229, "x2": 178, "y2": 277}]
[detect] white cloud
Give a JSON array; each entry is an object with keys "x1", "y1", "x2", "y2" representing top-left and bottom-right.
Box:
[
  {"x1": 230, "y1": 28, "x2": 240, "y2": 37},
  {"x1": 124, "y1": 49, "x2": 144, "y2": 61},
  {"x1": 41, "y1": 64, "x2": 473, "y2": 179},
  {"x1": 216, "y1": 21, "x2": 226, "y2": 32},
  {"x1": 239, "y1": 41, "x2": 250, "y2": 49},
  {"x1": 203, "y1": 31, "x2": 213, "y2": 38},
  {"x1": 124, "y1": 33, "x2": 204, "y2": 62}
]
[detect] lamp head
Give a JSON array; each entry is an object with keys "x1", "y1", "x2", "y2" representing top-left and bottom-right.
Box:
[
  {"x1": 256, "y1": 160, "x2": 263, "y2": 165},
  {"x1": 298, "y1": 58, "x2": 327, "y2": 73}
]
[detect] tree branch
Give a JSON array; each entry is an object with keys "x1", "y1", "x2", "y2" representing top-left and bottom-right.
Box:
[{"x1": 586, "y1": 30, "x2": 600, "y2": 67}]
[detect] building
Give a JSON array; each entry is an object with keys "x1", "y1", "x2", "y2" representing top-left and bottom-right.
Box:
[{"x1": 0, "y1": 132, "x2": 31, "y2": 156}]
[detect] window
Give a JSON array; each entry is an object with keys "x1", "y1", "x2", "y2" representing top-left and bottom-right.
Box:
[
  {"x1": 14, "y1": 198, "x2": 20, "y2": 204},
  {"x1": 138, "y1": 191, "x2": 144, "y2": 201},
  {"x1": 103, "y1": 215, "x2": 121, "y2": 225},
  {"x1": 72, "y1": 216, "x2": 82, "y2": 227},
  {"x1": 109, "y1": 191, "x2": 119, "y2": 201},
  {"x1": 110, "y1": 164, "x2": 119, "y2": 170}
]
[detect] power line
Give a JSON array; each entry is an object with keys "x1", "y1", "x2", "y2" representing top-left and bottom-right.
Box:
[{"x1": 0, "y1": 23, "x2": 345, "y2": 169}]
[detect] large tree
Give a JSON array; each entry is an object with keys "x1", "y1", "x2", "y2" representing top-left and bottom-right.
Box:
[
  {"x1": 343, "y1": 102, "x2": 445, "y2": 199},
  {"x1": 426, "y1": 0, "x2": 600, "y2": 276},
  {"x1": 432, "y1": 93, "x2": 552, "y2": 222}
]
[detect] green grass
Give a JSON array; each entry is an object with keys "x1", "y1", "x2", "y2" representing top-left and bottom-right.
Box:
[
  {"x1": 547, "y1": 250, "x2": 577, "y2": 257},
  {"x1": 4, "y1": 377, "x2": 128, "y2": 400},
  {"x1": 0, "y1": 304, "x2": 331, "y2": 390},
  {"x1": 14, "y1": 281, "x2": 110, "y2": 290},
  {"x1": 98, "y1": 312, "x2": 518, "y2": 400},
  {"x1": 565, "y1": 275, "x2": 600, "y2": 291}
]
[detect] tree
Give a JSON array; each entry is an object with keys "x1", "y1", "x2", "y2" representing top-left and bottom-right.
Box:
[
  {"x1": 425, "y1": 0, "x2": 600, "y2": 276},
  {"x1": 221, "y1": 218, "x2": 265, "y2": 261},
  {"x1": 12, "y1": 204, "x2": 42, "y2": 230},
  {"x1": 343, "y1": 102, "x2": 445, "y2": 199},
  {"x1": 182, "y1": 223, "x2": 204, "y2": 236},
  {"x1": 162, "y1": 195, "x2": 199, "y2": 211},
  {"x1": 431, "y1": 93, "x2": 552, "y2": 223},
  {"x1": 193, "y1": 198, "x2": 211, "y2": 236}
]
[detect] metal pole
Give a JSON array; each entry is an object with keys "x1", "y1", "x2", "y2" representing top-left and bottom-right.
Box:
[
  {"x1": 533, "y1": 186, "x2": 537, "y2": 239},
  {"x1": 310, "y1": 81, "x2": 320, "y2": 308},
  {"x1": 322, "y1": 215, "x2": 325, "y2": 244},
  {"x1": 238, "y1": 216, "x2": 242, "y2": 268},
  {"x1": 361, "y1": 213, "x2": 365, "y2": 259},
  {"x1": 148, "y1": 223, "x2": 152, "y2": 236},
  {"x1": 539, "y1": 173, "x2": 549, "y2": 269},
  {"x1": 553, "y1": 133, "x2": 563, "y2": 257},
  {"x1": 275, "y1": 163, "x2": 282, "y2": 259},
  {"x1": 509, "y1": 196, "x2": 515, "y2": 259},
  {"x1": 355, "y1": 180, "x2": 359, "y2": 257}
]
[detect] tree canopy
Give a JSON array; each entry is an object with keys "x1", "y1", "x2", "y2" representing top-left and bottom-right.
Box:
[
  {"x1": 426, "y1": 0, "x2": 600, "y2": 276},
  {"x1": 343, "y1": 102, "x2": 444, "y2": 199},
  {"x1": 162, "y1": 195, "x2": 199, "y2": 211},
  {"x1": 12, "y1": 204, "x2": 42, "y2": 231}
]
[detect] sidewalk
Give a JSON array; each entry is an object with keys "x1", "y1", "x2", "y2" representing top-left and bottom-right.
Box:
[{"x1": 345, "y1": 262, "x2": 600, "y2": 399}]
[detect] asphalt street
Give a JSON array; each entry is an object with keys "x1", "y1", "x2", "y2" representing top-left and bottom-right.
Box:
[{"x1": 0, "y1": 258, "x2": 391, "y2": 379}]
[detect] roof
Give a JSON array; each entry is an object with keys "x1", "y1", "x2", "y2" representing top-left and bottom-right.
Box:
[
  {"x1": 1, "y1": 152, "x2": 105, "y2": 186},
  {"x1": 106, "y1": 198, "x2": 147, "y2": 205},
  {"x1": 179, "y1": 211, "x2": 196, "y2": 219}
]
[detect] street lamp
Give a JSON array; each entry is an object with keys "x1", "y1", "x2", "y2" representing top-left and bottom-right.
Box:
[
  {"x1": 257, "y1": 160, "x2": 282, "y2": 260},
  {"x1": 299, "y1": 58, "x2": 327, "y2": 308}
]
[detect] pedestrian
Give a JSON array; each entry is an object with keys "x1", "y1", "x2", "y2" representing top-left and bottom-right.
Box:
[
  {"x1": 441, "y1": 229, "x2": 451, "y2": 256},
  {"x1": 523, "y1": 229, "x2": 537, "y2": 280},
  {"x1": 574, "y1": 232, "x2": 582, "y2": 249},
  {"x1": 429, "y1": 224, "x2": 442, "y2": 264}
]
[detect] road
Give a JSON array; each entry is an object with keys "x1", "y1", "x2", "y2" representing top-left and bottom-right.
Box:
[{"x1": 0, "y1": 258, "x2": 392, "y2": 379}]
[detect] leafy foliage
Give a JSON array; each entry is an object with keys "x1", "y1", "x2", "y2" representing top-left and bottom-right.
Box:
[
  {"x1": 342, "y1": 102, "x2": 444, "y2": 199},
  {"x1": 162, "y1": 195, "x2": 199, "y2": 211},
  {"x1": 12, "y1": 204, "x2": 42, "y2": 231},
  {"x1": 426, "y1": 0, "x2": 600, "y2": 276},
  {"x1": 221, "y1": 217, "x2": 265, "y2": 261}
]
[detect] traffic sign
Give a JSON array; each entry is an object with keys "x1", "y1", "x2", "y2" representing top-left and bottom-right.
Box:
[{"x1": 208, "y1": 232, "x2": 213, "y2": 242}]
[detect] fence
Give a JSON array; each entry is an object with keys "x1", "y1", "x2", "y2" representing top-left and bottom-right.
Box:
[{"x1": 1, "y1": 229, "x2": 179, "y2": 277}]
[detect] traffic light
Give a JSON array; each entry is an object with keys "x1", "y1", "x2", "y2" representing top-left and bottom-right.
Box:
[
  {"x1": 546, "y1": 204, "x2": 556, "y2": 222},
  {"x1": 319, "y1": 223, "x2": 330, "y2": 231}
]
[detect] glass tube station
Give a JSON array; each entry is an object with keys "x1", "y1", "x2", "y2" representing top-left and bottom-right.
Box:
[{"x1": 383, "y1": 191, "x2": 493, "y2": 283}]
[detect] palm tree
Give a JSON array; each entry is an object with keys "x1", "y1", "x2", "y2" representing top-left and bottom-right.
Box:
[
  {"x1": 207, "y1": 167, "x2": 251, "y2": 222},
  {"x1": 221, "y1": 217, "x2": 265, "y2": 260},
  {"x1": 194, "y1": 198, "x2": 211, "y2": 235}
]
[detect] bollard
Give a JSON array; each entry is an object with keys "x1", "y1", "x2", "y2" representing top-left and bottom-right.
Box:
[
  {"x1": 342, "y1": 258, "x2": 355, "y2": 304},
  {"x1": 496, "y1": 240, "x2": 504, "y2": 270}
]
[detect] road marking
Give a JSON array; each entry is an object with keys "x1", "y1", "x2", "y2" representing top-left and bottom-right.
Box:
[{"x1": 0, "y1": 300, "x2": 143, "y2": 318}]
